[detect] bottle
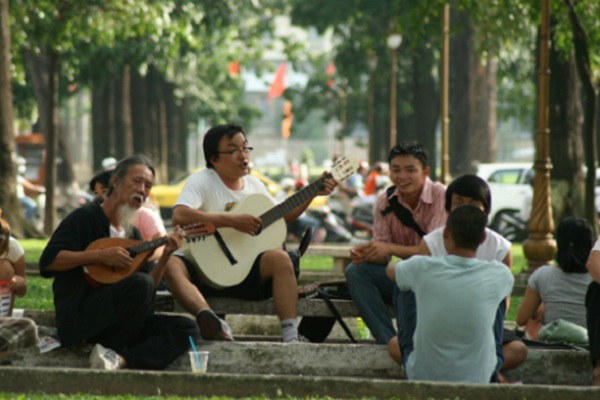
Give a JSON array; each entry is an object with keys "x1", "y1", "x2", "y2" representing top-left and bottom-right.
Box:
[{"x1": 356, "y1": 317, "x2": 371, "y2": 340}]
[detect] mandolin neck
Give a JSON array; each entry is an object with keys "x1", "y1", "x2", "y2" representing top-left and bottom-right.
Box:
[{"x1": 128, "y1": 237, "x2": 168, "y2": 257}]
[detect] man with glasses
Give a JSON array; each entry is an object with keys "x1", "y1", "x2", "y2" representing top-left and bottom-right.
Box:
[
  {"x1": 166, "y1": 124, "x2": 337, "y2": 342},
  {"x1": 345, "y1": 142, "x2": 447, "y2": 346}
]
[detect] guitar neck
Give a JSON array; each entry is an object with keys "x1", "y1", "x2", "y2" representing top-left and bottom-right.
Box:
[
  {"x1": 259, "y1": 174, "x2": 329, "y2": 228},
  {"x1": 128, "y1": 237, "x2": 168, "y2": 257}
]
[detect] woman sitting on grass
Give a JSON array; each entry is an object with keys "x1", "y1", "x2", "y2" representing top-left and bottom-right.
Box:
[{"x1": 516, "y1": 217, "x2": 593, "y2": 334}]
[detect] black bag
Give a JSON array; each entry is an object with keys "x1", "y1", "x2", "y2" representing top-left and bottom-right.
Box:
[{"x1": 380, "y1": 186, "x2": 426, "y2": 237}]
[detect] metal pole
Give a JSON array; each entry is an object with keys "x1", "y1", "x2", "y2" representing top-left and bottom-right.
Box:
[
  {"x1": 523, "y1": 0, "x2": 556, "y2": 269},
  {"x1": 390, "y1": 48, "x2": 398, "y2": 149}
]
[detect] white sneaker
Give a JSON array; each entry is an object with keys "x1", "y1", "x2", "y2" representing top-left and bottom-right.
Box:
[
  {"x1": 286, "y1": 334, "x2": 310, "y2": 343},
  {"x1": 90, "y1": 343, "x2": 121, "y2": 370}
]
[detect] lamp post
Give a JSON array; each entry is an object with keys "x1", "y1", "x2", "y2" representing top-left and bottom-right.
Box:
[
  {"x1": 367, "y1": 50, "x2": 378, "y2": 163},
  {"x1": 523, "y1": 0, "x2": 556, "y2": 269},
  {"x1": 387, "y1": 33, "x2": 402, "y2": 149}
]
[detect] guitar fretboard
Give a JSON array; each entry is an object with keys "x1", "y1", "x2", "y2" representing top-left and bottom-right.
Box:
[{"x1": 259, "y1": 175, "x2": 329, "y2": 229}]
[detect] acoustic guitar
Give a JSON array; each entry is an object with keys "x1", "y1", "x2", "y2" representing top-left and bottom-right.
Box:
[
  {"x1": 83, "y1": 222, "x2": 214, "y2": 288},
  {"x1": 184, "y1": 155, "x2": 358, "y2": 289}
]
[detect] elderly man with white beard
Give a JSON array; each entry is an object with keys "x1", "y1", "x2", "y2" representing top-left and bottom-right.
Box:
[{"x1": 39, "y1": 155, "x2": 200, "y2": 370}]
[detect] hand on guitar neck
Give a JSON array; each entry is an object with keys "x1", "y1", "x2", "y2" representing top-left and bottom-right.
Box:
[{"x1": 84, "y1": 222, "x2": 214, "y2": 288}]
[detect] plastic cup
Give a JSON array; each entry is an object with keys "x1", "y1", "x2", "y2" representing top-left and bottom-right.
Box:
[{"x1": 189, "y1": 350, "x2": 209, "y2": 373}]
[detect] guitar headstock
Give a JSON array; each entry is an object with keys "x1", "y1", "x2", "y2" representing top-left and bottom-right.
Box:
[
  {"x1": 330, "y1": 155, "x2": 359, "y2": 182},
  {"x1": 177, "y1": 222, "x2": 215, "y2": 242}
]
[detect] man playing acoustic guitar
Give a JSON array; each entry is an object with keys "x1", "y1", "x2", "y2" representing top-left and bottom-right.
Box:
[
  {"x1": 39, "y1": 155, "x2": 200, "y2": 370},
  {"x1": 166, "y1": 124, "x2": 337, "y2": 343}
]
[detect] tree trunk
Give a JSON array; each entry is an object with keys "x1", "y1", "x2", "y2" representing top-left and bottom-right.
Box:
[
  {"x1": 449, "y1": 7, "x2": 476, "y2": 176},
  {"x1": 91, "y1": 81, "x2": 109, "y2": 171},
  {"x1": 131, "y1": 71, "x2": 150, "y2": 156},
  {"x1": 410, "y1": 44, "x2": 439, "y2": 177},
  {"x1": 470, "y1": 54, "x2": 498, "y2": 164},
  {"x1": 0, "y1": 0, "x2": 30, "y2": 237},
  {"x1": 546, "y1": 16, "x2": 585, "y2": 224},
  {"x1": 564, "y1": 0, "x2": 598, "y2": 231},
  {"x1": 38, "y1": 51, "x2": 60, "y2": 235},
  {"x1": 120, "y1": 65, "x2": 134, "y2": 158}
]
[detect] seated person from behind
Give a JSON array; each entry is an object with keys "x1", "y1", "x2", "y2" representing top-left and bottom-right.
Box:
[
  {"x1": 39, "y1": 155, "x2": 200, "y2": 370},
  {"x1": 517, "y1": 217, "x2": 593, "y2": 333},
  {"x1": 386, "y1": 205, "x2": 514, "y2": 383},
  {"x1": 0, "y1": 210, "x2": 27, "y2": 300},
  {"x1": 387, "y1": 174, "x2": 527, "y2": 381}
]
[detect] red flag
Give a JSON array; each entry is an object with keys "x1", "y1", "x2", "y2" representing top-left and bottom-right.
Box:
[
  {"x1": 326, "y1": 62, "x2": 335, "y2": 88},
  {"x1": 228, "y1": 61, "x2": 240, "y2": 76},
  {"x1": 268, "y1": 63, "x2": 286, "y2": 99},
  {"x1": 281, "y1": 100, "x2": 293, "y2": 139}
]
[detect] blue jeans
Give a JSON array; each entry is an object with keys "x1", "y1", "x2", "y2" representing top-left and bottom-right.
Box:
[
  {"x1": 345, "y1": 262, "x2": 396, "y2": 344},
  {"x1": 394, "y1": 287, "x2": 506, "y2": 374},
  {"x1": 393, "y1": 286, "x2": 417, "y2": 368}
]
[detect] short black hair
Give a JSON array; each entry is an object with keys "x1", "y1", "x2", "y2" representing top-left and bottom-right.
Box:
[
  {"x1": 203, "y1": 124, "x2": 246, "y2": 169},
  {"x1": 388, "y1": 141, "x2": 428, "y2": 169},
  {"x1": 446, "y1": 205, "x2": 488, "y2": 250},
  {"x1": 445, "y1": 174, "x2": 492, "y2": 215},
  {"x1": 555, "y1": 217, "x2": 595, "y2": 274},
  {"x1": 107, "y1": 155, "x2": 155, "y2": 196},
  {"x1": 89, "y1": 170, "x2": 113, "y2": 193}
]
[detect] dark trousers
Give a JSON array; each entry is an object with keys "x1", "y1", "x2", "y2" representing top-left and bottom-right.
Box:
[
  {"x1": 586, "y1": 281, "x2": 600, "y2": 365},
  {"x1": 90, "y1": 273, "x2": 199, "y2": 370}
]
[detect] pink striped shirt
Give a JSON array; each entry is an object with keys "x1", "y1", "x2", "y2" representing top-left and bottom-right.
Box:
[{"x1": 372, "y1": 177, "x2": 447, "y2": 248}]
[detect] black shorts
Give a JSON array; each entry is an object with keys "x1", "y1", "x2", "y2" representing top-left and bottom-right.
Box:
[
  {"x1": 502, "y1": 328, "x2": 523, "y2": 345},
  {"x1": 177, "y1": 254, "x2": 273, "y2": 300}
]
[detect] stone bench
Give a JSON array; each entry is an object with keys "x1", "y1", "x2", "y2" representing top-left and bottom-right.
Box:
[{"x1": 154, "y1": 291, "x2": 394, "y2": 318}]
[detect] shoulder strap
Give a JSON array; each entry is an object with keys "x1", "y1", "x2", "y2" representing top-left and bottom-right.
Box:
[{"x1": 380, "y1": 186, "x2": 427, "y2": 238}]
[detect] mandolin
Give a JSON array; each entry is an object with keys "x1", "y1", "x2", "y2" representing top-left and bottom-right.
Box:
[{"x1": 83, "y1": 222, "x2": 214, "y2": 288}]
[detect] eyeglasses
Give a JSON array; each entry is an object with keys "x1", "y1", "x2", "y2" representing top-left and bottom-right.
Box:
[{"x1": 217, "y1": 147, "x2": 254, "y2": 156}]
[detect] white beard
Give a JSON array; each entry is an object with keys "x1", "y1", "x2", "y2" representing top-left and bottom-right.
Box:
[{"x1": 116, "y1": 203, "x2": 139, "y2": 237}]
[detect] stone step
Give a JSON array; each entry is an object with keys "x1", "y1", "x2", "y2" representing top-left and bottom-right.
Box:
[
  {"x1": 0, "y1": 366, "x2": 597, "y2": 400},
  {"x1": 3, "y1": 338, "x2": 593, "y2": 387}
]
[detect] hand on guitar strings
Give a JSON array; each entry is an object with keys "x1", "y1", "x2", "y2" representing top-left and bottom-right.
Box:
[{"x1": 231, "y1": 214, "x2": 262, "y2": 236}]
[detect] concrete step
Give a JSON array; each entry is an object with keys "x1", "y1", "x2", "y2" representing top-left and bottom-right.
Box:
[
  {"x1": 9, "y1": 310, "x2": 594, "y2": 387},
  {"x1": 0, "y1": 366, "x2": 597, "y2": 400},
  {"x1": 5, "y1": 336, "x2": 593, "y2": 386}
]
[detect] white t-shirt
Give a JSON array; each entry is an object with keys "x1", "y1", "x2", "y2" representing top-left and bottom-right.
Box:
[
  {"x1": 175, "y1": 169, "x2": 271, "y2": 213},
  {"x1": 395, "y1": 255, "x2": 514, "y2": 383},
  {"x1": 0, "y1": 237, "x2": 25, "y2": 263},
  {"x1": 528, "y1": 264, "x2": 591, "y2": 328},
  {"x1": 424, "y1": 226, "x2": 511, "y2": 262}
]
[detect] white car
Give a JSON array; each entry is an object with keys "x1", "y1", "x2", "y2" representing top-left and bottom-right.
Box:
[
  {"x1": 476, "y1": 163, "x2": 600, "y2": 241},
  {"x1": 476, "y1": 163, "x2": 534, "y2": 241}
]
